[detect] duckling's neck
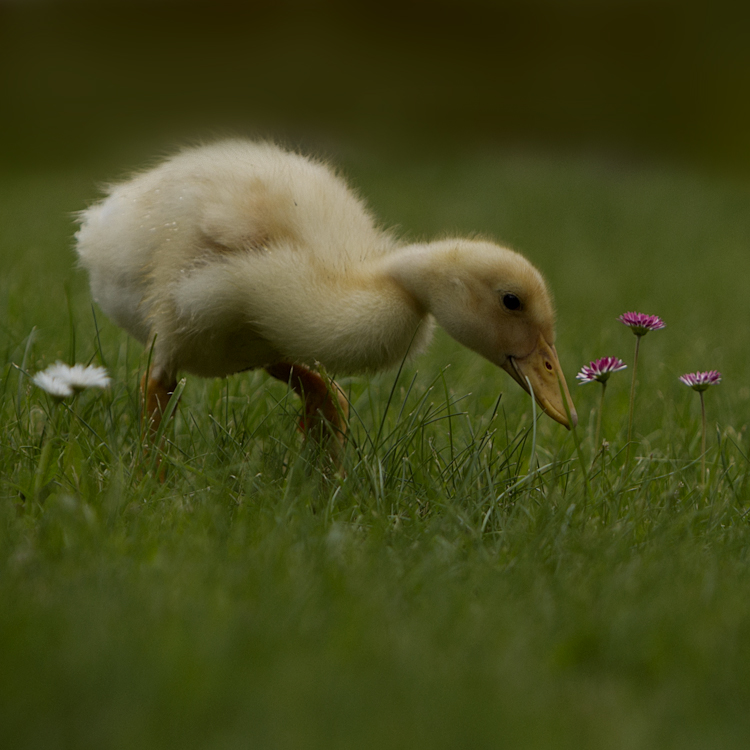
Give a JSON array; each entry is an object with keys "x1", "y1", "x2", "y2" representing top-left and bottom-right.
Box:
[
  {"x1": 319, "y1": 249, "x2": 437, "y2": 372},
  {"x1": 251, "y1": 245, "x2": 435, "y2": 374},
  {"x1": 379, "y1": 242, "x2": 456, "y2": 311},
  {"x1": 315, "y1": 242, "x2": 454, "y2": 371}
]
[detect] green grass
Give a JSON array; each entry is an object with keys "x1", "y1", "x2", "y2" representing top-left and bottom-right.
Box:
[{"x1": 2, "y1": 147, "x2": 750, "y2": 749}]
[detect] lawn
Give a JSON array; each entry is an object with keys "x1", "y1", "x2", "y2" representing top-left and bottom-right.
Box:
[{"x1": 2, "y1": 145, "x2": 750, "y2": 749}]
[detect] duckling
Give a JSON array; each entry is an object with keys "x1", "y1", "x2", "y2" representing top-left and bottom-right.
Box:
[{"x1": 76, "y1": 140, "x2": 577, "y2": 454}]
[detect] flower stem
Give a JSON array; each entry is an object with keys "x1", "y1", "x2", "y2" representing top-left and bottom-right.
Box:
[
  {"x1": 595, "y1": 380, "x2": 606, "y2": 448},
  {"x1": 557, "y1": 372, "x2": 591, "y2": 505},
  {"x1": 626, "y1": 335, "x2": 641, "y2": 466},
  {"x1": 700, "y1": 390, "x2": 707, "y2": 486},
  {"x1": 34, "y1": 400, "x2": 62, "y2": 499}
]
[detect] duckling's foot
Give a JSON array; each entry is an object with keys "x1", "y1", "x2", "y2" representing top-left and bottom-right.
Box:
[{"x1": 266, "y1": 363, "x2": 349, "y2": 456}]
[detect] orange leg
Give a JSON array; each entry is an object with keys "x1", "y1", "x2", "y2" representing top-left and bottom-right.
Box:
[
  {"x1": 140, "y1": 369, "x2": 178, "y2": 437},
  {"x1": 266, "y1": 363, "x2": 349, "y2": 456},
  {"x1": 140, "y1": 369, "x2": 178, "y2": 481}
]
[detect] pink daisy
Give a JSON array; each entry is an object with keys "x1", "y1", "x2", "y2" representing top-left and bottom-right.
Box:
[
  {"x1": 679, "y1": 370, "x2": 721, "y2": 484},
  {"x1": 618, "y1": 312, "x2": 666, "y2": 336},
  {"x1": 679, "y1": 370, "x2": 722, "y2": 392},
  {"x1": 576, "y1": 357, "x2": 627, "y2": 385}
]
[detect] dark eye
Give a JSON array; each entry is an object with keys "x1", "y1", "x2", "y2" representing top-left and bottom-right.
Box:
[{"x1": 502, "y1": 293, "x2": 521, "y2": 311}]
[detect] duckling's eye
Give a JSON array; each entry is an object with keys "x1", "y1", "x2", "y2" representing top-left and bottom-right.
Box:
[{"x1": 502, "y1": 293, "x2": 521, "y2": 311}]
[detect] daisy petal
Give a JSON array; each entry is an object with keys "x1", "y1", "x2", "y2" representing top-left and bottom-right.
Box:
[{"x1": 32, "y1": 371, "x2": 74, "y2": 398}]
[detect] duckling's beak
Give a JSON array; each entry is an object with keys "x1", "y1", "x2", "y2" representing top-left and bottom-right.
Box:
[{"x1": 501, "y1": 335, "x2": 578, "y2": 429}]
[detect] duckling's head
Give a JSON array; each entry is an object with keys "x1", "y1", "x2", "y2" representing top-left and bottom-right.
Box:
[{"x1": 392, "y1": 238, "x2": 577, "y2": 428}]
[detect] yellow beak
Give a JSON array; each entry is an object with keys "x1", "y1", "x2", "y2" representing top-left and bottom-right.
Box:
[{"x1": 501, "y1": 335, "x2": 578, "y2": 429}]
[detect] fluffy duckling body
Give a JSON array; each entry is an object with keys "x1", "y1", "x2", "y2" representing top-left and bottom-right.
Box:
[{"x1": 76, "y1": 140, "x2": 576, "y2": 447}]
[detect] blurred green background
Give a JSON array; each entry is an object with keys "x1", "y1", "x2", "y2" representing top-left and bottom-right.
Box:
[
  {"x1": 5, "y1": 4, "x2": 750, "y2": 748},
  {"x1": 2, "y1": 0, "x2": 750, "y2": 173}
]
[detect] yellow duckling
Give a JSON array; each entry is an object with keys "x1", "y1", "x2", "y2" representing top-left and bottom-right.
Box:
[{"x1": 76, "y1": 140, "x2": 577, "y2": 450}]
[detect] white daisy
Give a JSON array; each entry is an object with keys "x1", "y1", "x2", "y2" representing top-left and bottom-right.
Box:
[{"x1": 32, "y1": 362, "x2": 111, "y2": 397}]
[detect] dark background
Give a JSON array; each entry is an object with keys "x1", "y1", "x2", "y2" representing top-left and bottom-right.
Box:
[{"x1": 1, "y1": 0, "x2": 750, "y2": 173}]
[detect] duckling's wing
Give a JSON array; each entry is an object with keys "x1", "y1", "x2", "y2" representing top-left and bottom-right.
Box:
[{"x1": 76, "y1": 140, "x2": 394, "y2": 377}]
